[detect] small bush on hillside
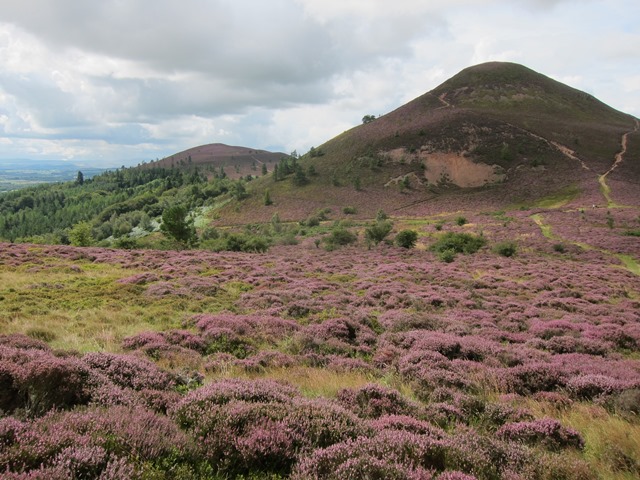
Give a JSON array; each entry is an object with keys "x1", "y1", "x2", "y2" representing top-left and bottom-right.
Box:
[
  {"x1": 455, "y1": 216, "x2": 467, "y2": 226},
  {"x1": 324, "y1": 228, "x2": 357, "y2": 250},
  {"x1": 395, "y1": 230, "x2": 418, "y2": 249},
  {"x1": 365, "y1": 221, "x2": 393, "y2": 247},
  {"x1": 553, "y1": 243, "x2": 566, "y2": 253},
  {"x1": 493, "y1": 241, "x2": 517, "y2": 257},
  {"x1": 439, "y1": 248, "x2": 457, "y2": 263},
  {"x1": 430, "y1": 232, "x2": 486, "y2": 255},
  {"x1": 343, "y1": 206, "x2": 357, "y2": 215}
]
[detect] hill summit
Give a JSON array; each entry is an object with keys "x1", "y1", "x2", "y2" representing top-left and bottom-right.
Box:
[{"x1": 215, "y1": 61, "x2": 638, "y2": 224}]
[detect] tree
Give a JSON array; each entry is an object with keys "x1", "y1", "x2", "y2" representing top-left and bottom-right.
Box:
[
  {"x1": 365, "y1": 220, "x2": 393, "y2": 248},
  {"x1": 292, "y1": 164, "x2": 308, "y2": 186},
  {"x1": 69, "y1": 221, "x2": 94, "y2": 247},
  {"x1": 75, "y1": 171, "x2": 84, "y2": 186},
  {"x1": 362, "y1": 114, "x2": 376, "y2": 124},
  {"x1": 160, "y1": 205, "x2": 197, "y2": 247},
  {"x1": 261, "y1": 163, "x2": 268, "y2": 176},
  {"x1": 395, "y1": 230, "x2": 418, "y2": 249},
  {"x1": 264, "y1": 189, "x2": 273, "y2": 206}
]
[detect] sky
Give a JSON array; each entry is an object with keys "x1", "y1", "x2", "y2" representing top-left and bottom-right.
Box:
[{"x1": 0, "y1": 0, "x2": 638, "y2": 167}]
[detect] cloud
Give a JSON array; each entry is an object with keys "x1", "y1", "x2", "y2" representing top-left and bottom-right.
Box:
[{"x1": 0, "y1": 0, "x2": 637, "y2": 166}]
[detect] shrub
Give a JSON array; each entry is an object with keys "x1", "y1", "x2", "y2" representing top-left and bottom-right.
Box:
[
  {"x1": 324, "y1": 227, "x2": 357, "y2": 250},
  {"x1": 496, "y1": 418, "x2": 584, "y2": 450},
  {"x1": 336, "y1": 384, "x2": 421, "y2": 419},
  {"x1": 553, "y1": 243, "x2": 566, "y2": 253},
  {"x1": 395, "y1": 230, "x2": 419, "y2": 249},
  {"x1": 365, "y1": 220, "x2": 393, "y2": 247},
  {"x1": 292, "y1": 431, "x2": 450, "y2": 480},
  {"x1": 0, "y1": 346, "x2": 94, "y2": 416},
  {"x1": 430, "y1": 232, "x2": 486, "y2": 255},
  {"x1": 342, "y1": 206, "x2": 357, "y2": 215},
  {"x1": 455, "y1": 216, "x2": 467, "y2": 226},
  {"x1": 83, "y1": 352, "x2": 176, "y2": 391},
  {"x1": 493, "y1": 241, "x2": 517, "y2": 257},
  {"x1": 439, "y1": 249, "x2": 456, "y2": 263}
]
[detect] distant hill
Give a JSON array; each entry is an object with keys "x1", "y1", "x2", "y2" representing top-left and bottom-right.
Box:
[
  {"x1": 142, "y1": 143, "x2": 286, "y2": 180},
  {"x1": 214, "y1": 62, "x2": 638, "y2": 224}
]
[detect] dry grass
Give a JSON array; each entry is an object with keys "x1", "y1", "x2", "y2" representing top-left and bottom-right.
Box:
[{"x1": 526, "y1": 400, "x2": 640, "y2": 479}]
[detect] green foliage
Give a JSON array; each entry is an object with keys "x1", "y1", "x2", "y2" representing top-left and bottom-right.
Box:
[
  {"x1": 264, "y1": 189, "x2": 273, "y2": 206},
  {"x1": 203, "y1": 232, "x2": 270, "y2": 253},
  {"x1": 438, "y1": 248, "x2": 456, "y2": 263},
  {"x1": 375, "y1": 209, "x2": 388, "y2": 221},
  {"x1": 455, "y1": 216, "x2": 467, "y2": 226},
  {"x1": 343, "y1": 206, "x2": 357, "y2": 215},
  {"x1": 493, "y1": 241, "x2": 517, "y2": 257},
  {"x1": 395, "y1": 229, "x2": 418, "y2": 249},
  {"x1": 68, "y1": 221, "x2": 94, "y2": 247},
  {"x1": 606, "y1": 212, "x2": 614, "y2": 229},
  {"x1": 0, "y1": 165, "x2": 224, "y2": 243},
  {"x1": 623, "y1": 229, "x2": 640, "y2": 237},
  {"x1": 230, "y1": 180, "x2": 249, "y2": 200},
  {"x1": 75, "y1": 171, "x2": 84, "y2": 186},
  {"x1": 430, "y1": 232, "x2": 486, "y2": 255},
  {"x1": 292, "y1": 164, "x2": 309, "y2": 186},
  {"x1": 553, "y1": 243, "x2": 566, "y2": 253},
  {"x1": 160, "y1": 205, "x2": 197, "y2": 247},
  {"x1": 362, "y1": 114, "x2": 376, "y2": 124},
  {"x1": 324, "y1": 227, "x2": 357, "y2": 250},
  {"x1": 365, "y1": 220, "x2": 393, "y2": 247},
  {"x1": 113, "y1": 236, "x2": 139, "y2": 250}
]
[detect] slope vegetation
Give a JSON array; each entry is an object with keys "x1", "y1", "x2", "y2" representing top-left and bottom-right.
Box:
[{"x1": 215, "y1": 62, "x2": 638, "y2": 224}]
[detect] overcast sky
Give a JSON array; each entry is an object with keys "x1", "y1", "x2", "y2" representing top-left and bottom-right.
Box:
[{"x1": 0, "y1": 0, "x2": 638, "y2": 167}]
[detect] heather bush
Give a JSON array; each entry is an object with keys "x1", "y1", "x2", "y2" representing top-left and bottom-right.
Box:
[
  {"x1": 0, "y1": 406, "x2": 193, "y2": 477},
  {"x1": 505, "y1": 363, "x2": 566, "y2": 394},
  {"x1": 565, "y1": 374, "x2": 622, "y2": 400},
  {"x1": 337, "y1": 384, "x2": 422, "y2": 419},
  {"x1": 83, "y1": 352, "x2": 176, "y2": 391},
  {"x1": 496, "y1": 418, "x2": 585, "y2": 451},
  {"x1": 291, "y1": 431, "x2": 450, "y2": 480},
  {"x1": 172, "y1": 380, "x2": 367, "y2": 476},
  {"x1": 369, "y1": 415, "x2": 447, "y2": 438},
  {"x1": 0, "y1": 346, "x2": 93, "y2": 416}
]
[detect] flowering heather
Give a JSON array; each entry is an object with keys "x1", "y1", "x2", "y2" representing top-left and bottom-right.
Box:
[
  {"x1": 336, "y1": 383, "x2": 422, "y2": 419},
  {"x1": 1, "y1": 199, "x2": 639, "y2": 479},
  {"x1": 83, "y1": 352, "x2": 176, "y2": 391},
  {"x1": 497, "y1": 418, "x2": 585, "y2": 450}
]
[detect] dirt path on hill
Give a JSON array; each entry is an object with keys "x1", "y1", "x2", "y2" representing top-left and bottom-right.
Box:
[
  {"x1": 437, "y1": 93, "x2": 453, "y2": 108},
  {"x1": 598, "y1": 118, "x2": 639, "y2": 206},
  {"x1": 602, "y1": 118, "x2": 639, "y2": 178}
]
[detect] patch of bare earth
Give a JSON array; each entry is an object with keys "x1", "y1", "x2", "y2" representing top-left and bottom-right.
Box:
[{"x1": 383, "y1": 148, "x2": 505, "y2": 187}]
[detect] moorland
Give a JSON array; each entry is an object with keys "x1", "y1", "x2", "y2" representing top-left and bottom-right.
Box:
[{"x1": 0, "y1": 62, "x2": 639, "y2": 480}]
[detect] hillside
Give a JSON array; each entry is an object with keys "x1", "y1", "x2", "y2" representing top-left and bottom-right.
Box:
[
  {"x1": 214, "y1": 62, "x2": 639, "y2": 225},
  {"x1": 143, "y1": 143, "x2": 285, "y2": 180}
]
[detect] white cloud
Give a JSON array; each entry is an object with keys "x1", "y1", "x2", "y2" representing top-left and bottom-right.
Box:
[{"x1": 0, "y1": 0, "x2": 637, "y2": 166}]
